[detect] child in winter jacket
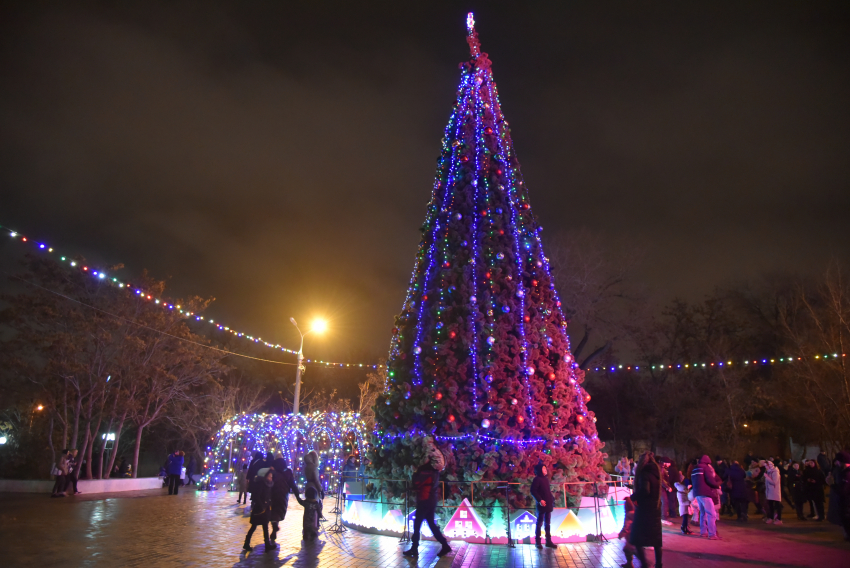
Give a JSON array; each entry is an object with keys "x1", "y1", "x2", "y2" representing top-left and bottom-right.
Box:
[
  {"x1": 674, "y1": 478, "x2": 694, "y2": 535},
  {"x1": 295, "y1": 486, "x2": 323, "y2": 542}
]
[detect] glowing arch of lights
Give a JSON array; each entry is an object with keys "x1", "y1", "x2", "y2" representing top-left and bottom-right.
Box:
[{"x1": 200, "y1": 412, "x2": 369, "y2": 493}]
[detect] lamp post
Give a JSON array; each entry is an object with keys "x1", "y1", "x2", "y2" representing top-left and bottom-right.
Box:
[{"x1": 289, "y1": 317, "x2": 327, "y2": 414}]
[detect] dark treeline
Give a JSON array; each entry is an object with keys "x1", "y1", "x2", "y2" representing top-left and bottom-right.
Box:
[
  {"x1": 0, "y1": 254, "x2": 381, "y2": 480},
  {"x1": 550, "y1": 231, "x2": 850, "y2": 462}
]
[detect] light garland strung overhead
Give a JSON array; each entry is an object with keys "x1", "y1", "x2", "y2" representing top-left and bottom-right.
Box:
[
  {"x1": 1, "y1": 223, "x2": 383, "y2": 370},
  {"x1": 5, "y1": 224, "x2": 843, "y2": 375},
  {"x1": 588, "y1": 353, "x2": 846, "y2": 373}
]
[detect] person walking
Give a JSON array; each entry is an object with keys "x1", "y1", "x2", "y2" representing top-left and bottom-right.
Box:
[
  {"x1": 727, "y1": 461, "x2": 748, "y2": 521},
  {"x1": 803, "y1": 459, "x2": 826, "y2": 521},
  {"x1": 236, "y1": 464, "x2": 249, "y2": 504},
  {"x1": 269, "y1": 457, "x2": 301, "y2": 544},
  {"x1": 403, "y1": 441, "x2": 451, "y2": 558},
  {"x1": 691, "y1": 455, "x2": 721, "y2": 539},
  {"x1": 530, "y1": 462, "x2": 558, "y2": 549},
  {"x1": 629, "y1": 451, "x2": 663, "y2": 568},
  {"x1": 243, "y1": 469, "x2": 274, "y2": 552},
  {"x1": 166, "y1": 451, "x2": 184, "y2": 495},
  {"x1": 764, "y1": 461, "x2": 783, "y2": 524},
  {"x1": 51, "y1": 449, "x2": 70, "y2": 497}
]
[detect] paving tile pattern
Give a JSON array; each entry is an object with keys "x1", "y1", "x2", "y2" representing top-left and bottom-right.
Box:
[{"x1": 0, "y1": 488, "x2": 847, "y2": 568}]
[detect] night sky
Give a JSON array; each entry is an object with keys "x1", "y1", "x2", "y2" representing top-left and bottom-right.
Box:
[{"x1": 1, "y1": 1, "x2": 849, "y2": 364}]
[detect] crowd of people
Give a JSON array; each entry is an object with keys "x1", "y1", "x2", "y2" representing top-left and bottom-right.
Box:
[{"x1": 615, "y1": 449, "x2": 850, "y2": 568}]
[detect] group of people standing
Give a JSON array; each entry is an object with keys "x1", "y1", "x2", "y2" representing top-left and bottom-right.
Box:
[
  {"x1": 616, "y1": 449, "x2": 850, "y2": 568},
  {"x1": 233, "y1": 449, "x2": 360, "y2": 553}
]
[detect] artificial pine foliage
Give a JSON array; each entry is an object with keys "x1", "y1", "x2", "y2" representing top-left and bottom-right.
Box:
[{"x1": 370, "y1": 14, "x2": 605, "y2": 509}]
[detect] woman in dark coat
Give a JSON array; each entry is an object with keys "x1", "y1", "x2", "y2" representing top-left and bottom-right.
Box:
[
  {"x1": 726, "y1": 461, "x2": 749, "y2": 521},
  {"x1": 803, "y1": 460, "x2": 826, "y2": 520},
  {"x1": 269, "y1": 457, "x2": 301, "y2": 543},
  {"x1": 629, "y1": 451, "x2": 663, "y2": 568}
]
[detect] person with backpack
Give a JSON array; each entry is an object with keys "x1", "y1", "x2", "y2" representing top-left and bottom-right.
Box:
[{"x1": 530, "y1": 462, "x2": 558, "y2": 549}]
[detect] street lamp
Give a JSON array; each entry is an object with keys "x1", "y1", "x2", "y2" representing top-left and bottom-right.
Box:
[
  {"x1": 289, "y1": 317, "x2": 327, "y2": 414},
  {"x1": 29, "y1": 403, "x2": 43, "y2": 432}
]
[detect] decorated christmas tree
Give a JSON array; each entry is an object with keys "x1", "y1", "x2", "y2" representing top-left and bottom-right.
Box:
[{"x1": 371, "y1": 14, "x2": 605, "y2": 512}]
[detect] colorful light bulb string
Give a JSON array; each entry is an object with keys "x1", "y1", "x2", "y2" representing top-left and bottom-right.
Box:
[{"x1": 0, "y1": 223, "x2": 384, "y2": 369}]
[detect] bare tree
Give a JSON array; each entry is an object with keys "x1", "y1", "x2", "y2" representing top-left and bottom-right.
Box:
[{"x1": 546, "y1": 229, "x2": 647, "y2": 369}]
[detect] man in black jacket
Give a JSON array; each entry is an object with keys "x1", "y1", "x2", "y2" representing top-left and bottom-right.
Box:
[
  {"x1": 403, "y1": 463, "x2": 451, "y2": 557},
  {"x1": 530, "y1": 463, "x2": 558, "y2": 549}
]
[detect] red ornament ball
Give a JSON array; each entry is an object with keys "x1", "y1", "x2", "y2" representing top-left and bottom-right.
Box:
[
  {"x1": 448, "y1": 414, "x2": 455, "y2": 422},
  {"x1": 548, "y1": 372, "x2": 556, "y2": 380},
  {"x1": 517, "y1": 416, "x2": 525, "y2": 423},
  {"x1": 584, "y1": 394, "x2": 592, "y2": 403},
  {"x1": 577, "y1": 415, "x2": 585, "y2": 423},
  {"x1": 484, "y1": 126, "x2": 494, "y2": 135},
  {"x1": 394, "y1": 412, "x2": 400, "y2": 419},
  {"x1": 435, "y1": 392, "x2": 443, "y2": 401}
]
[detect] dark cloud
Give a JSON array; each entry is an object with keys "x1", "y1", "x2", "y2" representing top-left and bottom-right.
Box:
[{"x1": 1, "y1": 1, "x2": 848, "y2": 363}]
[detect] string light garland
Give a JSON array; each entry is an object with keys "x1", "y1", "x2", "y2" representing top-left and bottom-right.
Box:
[
  {"x1": 4, "y1": 225, "x2": 839, "y2": 376},
  {"x1": 1, "y1": 223, "x2": 384, "y2": 370},
  {"x1": 588, "y1": 354, "x2": 847, "y2": 373}
]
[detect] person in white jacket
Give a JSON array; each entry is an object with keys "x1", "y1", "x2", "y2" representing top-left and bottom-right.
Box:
[
  {"x1": 674, "y1": 477, "x2": 694, "y2": 535},
  {"x1": 764, "y1": 461, "x2": 783, "y2": 524}
]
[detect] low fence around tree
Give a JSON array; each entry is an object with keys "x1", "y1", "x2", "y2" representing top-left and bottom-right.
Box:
[{"x1": 330, "y1": 474, "x2": 634, "y2": 545}]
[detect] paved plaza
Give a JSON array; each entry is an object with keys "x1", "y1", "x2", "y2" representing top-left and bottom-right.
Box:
[{"x1": 0, "y1": 488, "x2": 847, "y2": 568}]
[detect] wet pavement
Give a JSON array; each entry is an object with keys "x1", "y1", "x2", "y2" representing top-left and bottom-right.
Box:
[{"x1": 0, "y1": 487, "x2": 847, "y2": 567}]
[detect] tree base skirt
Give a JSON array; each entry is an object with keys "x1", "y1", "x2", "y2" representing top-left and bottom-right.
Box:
[{"x1": 340, "y1": 490, "x2": 628, "y2": 544}]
